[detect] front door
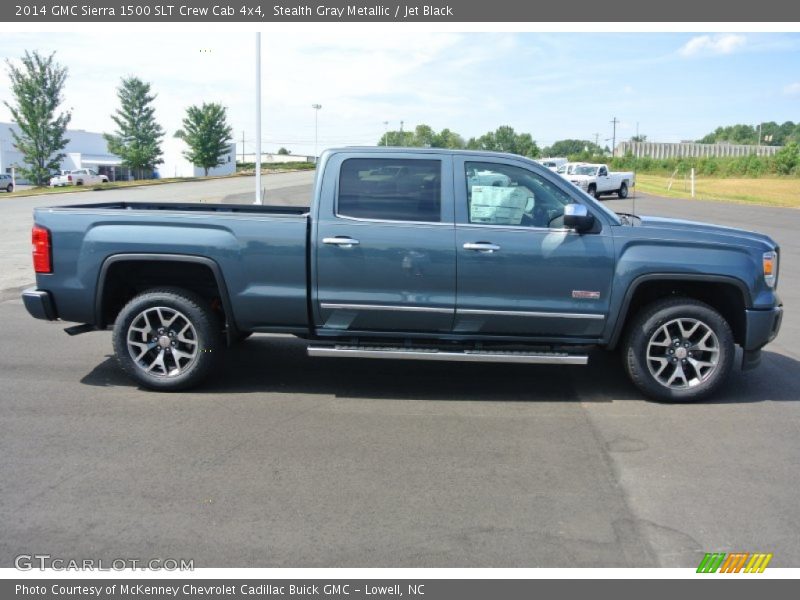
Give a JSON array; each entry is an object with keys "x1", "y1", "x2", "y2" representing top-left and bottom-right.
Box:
[
  {"x1": 453, "y1": 157, "x2": 615, "y2": 338},
  {"x1": 314, "y1": 153, "x2": 456, "y2": 334}
]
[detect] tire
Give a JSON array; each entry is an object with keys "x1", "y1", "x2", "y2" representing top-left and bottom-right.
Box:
[
  {"x1": 622, "y1": 297, "x2": 734, "y2": 402},
  {"x1": 112, "y1": 288, "x2": 223, "y2": 391},
  {"x1": 588, "y1": 184, "x2": 600, "y2": 199},
  {"x1": 618, "y1": 182, "x2": 628, "y2": 199},
  {"x1": 101, "y1": 177, "x2": 108, "y2": 184},
  {"x1": 5, "y1": 184, "x2": 12, "y2": 193}
]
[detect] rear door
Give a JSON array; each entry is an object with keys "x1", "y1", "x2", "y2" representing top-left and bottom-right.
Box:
[
  {"x1": 453, "y1": 156, "x2": 615, "y2": 339},
  {"x1": 313, "y1": 152, "x2": 456, "y2": 334}
]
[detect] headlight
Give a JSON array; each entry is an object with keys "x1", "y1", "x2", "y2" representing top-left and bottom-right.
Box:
[{"x1": 763, "y1": 251, "x2": 778, "y2": 288}]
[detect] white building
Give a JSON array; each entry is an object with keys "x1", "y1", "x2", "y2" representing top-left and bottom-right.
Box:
[
  {"x1": 0, "y1": 122, "x2": 127, "y2": 183},
  {"x1": 156, "y1": 137, "x2": 236, "y2": 178}
]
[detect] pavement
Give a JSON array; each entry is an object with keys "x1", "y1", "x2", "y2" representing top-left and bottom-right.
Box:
[{"x1": 0, "y1": 177, "x2": 798, "y2": 568}]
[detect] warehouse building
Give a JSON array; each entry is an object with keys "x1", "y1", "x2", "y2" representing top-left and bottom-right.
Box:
[{"x1": 616, "y1": 141, "x2": 782, "y2": 159}]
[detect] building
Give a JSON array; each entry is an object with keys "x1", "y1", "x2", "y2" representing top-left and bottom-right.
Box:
[
  {"x1": 0, "y1": 122, "x2": 127, "y2": 183},
  {"x1": 616, "y1": 141, "x2": 783, "y2": 159},
  {"x1": 238, "y1": 151, "x2": 316, "y2": 164},
  {"x1": 156, "y1": 138, "x2": 237, "y2": 178}
]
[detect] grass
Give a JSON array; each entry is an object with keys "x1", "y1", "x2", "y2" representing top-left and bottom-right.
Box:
[{"x1": 635, "y1": 174, "x2": 800, "y2": 208}]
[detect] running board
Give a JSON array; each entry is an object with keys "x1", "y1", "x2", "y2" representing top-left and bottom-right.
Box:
[{"x1": 307, "y1": 345, "x2": 588, "y2": 365}]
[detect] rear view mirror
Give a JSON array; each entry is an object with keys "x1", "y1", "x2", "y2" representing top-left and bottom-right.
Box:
[{"x1": 564, "y1": 204, "x2": 595, "y2": 232}]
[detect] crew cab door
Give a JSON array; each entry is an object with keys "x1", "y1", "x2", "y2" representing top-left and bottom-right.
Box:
[
  {"x1": 453, "y1": 156, "x2": 614, "y2": 338},
  {"x1": 596, "y1": 165, "x2": 611, "y2": 192},
  {"x1": 313, "y1": 152, "x2": 456, "y2": 333}
]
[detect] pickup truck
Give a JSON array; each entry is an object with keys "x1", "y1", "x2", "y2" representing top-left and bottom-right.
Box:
[
  {"x1": 567, "y1": 163, "x2": 634, "y2": 199},
  {"x1": 49, "y1": 168, "x2": 109, "y2": 187},
  {"x1": 23, "y1": 148, "x2": 782, "y2": 402}
]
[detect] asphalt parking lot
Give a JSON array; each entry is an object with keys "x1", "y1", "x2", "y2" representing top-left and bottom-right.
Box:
[{"x1": 1, "y1": 175, "x2": 798, "y2": 568}]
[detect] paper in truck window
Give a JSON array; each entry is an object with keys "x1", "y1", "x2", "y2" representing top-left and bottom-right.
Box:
[{"x1": 469, "y1": 185, "x2": 530, "y2": 225}]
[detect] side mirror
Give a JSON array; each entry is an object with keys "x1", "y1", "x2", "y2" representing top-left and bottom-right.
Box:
[{"x1": 564, "y1": 204, "x2": 595, "y2": 232}]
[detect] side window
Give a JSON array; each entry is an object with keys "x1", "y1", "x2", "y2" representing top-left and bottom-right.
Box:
[
  {"x1": 599, "y1": 166, "x2": 608, "y2": 176},
  {"x1": 465, "y1": 161, "x2": 575, "y2": 228},
  {"x1": 338, "y1": 158, "x2": 441, "y2": 222}
]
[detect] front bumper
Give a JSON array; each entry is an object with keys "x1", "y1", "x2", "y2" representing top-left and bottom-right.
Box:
[
  {"x1": 22, "y1": 288, "x2": 57, "y2": 321},
  {"x1": 744, "y1": 305, "x2": 783, "y2": 351}
]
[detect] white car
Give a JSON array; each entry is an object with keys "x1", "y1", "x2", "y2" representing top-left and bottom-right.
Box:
[
  {"x1": 567, "y1": 163, "x2": 635, "y2": 199},
  {"x1": 556, "y1": 162, "x2": 587, "y2": 177},
  {"x1": 0, "y1": 173, "x2": 13, "y2": 193},
  {"x1": 50, "y1": 169, "x2": 109, "y2": 187},
  {"x1": 537, "y1": 157, "x2": 568, "y2": 171}
]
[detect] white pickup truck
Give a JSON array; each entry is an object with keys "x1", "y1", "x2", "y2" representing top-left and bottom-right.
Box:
[
  {"x1": 567, "y1": 164, "x2": 634, "y2": 199},
  {"x1": 49, "y1": 169, "x2": 109, "y2": 187}
]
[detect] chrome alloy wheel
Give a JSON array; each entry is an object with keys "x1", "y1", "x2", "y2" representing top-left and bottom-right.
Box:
[
  {"x1": 126, "y1": 306, "x2": 198, "y2": 378},
  {"x1": 646, "y1": 318, "x2": 720, "y2": 389}
]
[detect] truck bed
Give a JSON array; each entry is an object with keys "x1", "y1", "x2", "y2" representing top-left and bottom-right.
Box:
[{"x1": 55, "y1": 201, "x2": 310, "y2": 216}]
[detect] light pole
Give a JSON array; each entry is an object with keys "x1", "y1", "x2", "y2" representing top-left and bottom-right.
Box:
[
  {"x1": 312, "y1": 104, "x2": 322, "y2": 162},
  {"x1": 383, "y1": 121, "x2": 389, "y2": 146},
  {"x1": 254, "y1": 32, "x2": 262, "y2": 205}
]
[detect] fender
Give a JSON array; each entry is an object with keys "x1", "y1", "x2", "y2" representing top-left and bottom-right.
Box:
[
  {"x1": 607, "y1": 272, "x2": 752, "y2": 349},
  {"x1": 95, "y1": 253, "x2": 240, "y2": 340}
]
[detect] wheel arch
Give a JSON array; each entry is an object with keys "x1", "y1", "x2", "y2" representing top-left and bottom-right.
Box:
[
  {"x1": 96, "y1": 253, "x2": 239, "y2": 341},
  {"x1": 608, "y1": 273, "x2": 751, "y2": 350}
]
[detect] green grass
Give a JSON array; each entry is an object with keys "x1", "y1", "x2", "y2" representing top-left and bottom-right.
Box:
[{"x1": 635, "y1": 174, "x2": 800, "y2": 208}]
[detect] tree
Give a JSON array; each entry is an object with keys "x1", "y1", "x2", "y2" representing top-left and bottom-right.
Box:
[
  {"x1": 175, "y1": 103, "x2": 234, "y2": 176},
  {"x1": 277, "y1": 147, "x2": 291, "y2": 155},
  {"x1": 774, "y1": 142, "x2": 799, "y2": 175},
  {"x1": 630, "y1": 134, "x2": 647, "y2": 143},
  {"x1": 104, "y1": 77, "x2": 165, "y2": 179},
  {"x1": 467, "y1": 126, "x2": 540, "y2": 158},
  {"x1": 544, "y1": 139, "x2": 602, "y2": 157},
  {"x1": 4, "y1": 51, "x2": 71, "y2": 186}
]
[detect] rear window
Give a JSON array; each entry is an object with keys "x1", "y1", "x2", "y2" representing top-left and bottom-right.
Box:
[{"x1": 337, "y1": 158, "x2": 441, "y2": 222}]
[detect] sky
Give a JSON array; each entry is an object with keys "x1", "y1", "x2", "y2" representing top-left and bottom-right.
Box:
[{"x1": 0, "y1": 31, "x2": 798, "y2": 156}]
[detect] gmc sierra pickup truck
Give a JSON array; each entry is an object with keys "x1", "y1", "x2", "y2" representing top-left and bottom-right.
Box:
[
  {"x1": 23, "y1": 148, "x2": 782, "y2": 401},
  {"x1": 567, "y1": 163, "x2": 635, "y2": 199}
]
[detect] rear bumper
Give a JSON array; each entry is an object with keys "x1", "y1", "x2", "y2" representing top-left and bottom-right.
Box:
[
  {"x1": 22, "y1": 288, "x2": 57, "y2": 321},
  {"x1": 744, "y1": 305, "x2": 783, "y2": 351}
]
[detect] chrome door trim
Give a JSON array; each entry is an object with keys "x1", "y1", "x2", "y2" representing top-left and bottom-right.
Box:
[
  {"x1": 320, "y1": 303, "x2": 454, "y2": 314},
  {"x1": 458, "y1": 308, "x2": 604, "y2": 320}
]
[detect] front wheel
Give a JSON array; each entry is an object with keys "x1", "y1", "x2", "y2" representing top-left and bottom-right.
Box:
[
  {"x1": 112, "y1": 288, "x2": 223, "y2": 391},
  {"x1": 588, "y1": 184, "x2": 600, "y2": 199},
  {"x1": 5, "y1": 184, "x2": 12, "y2": 193},
  {"x1": 623, "y1": 297, "x2": 734, "y2": 402},
  {"x1": 618, "y1": 182, "x2": 628, "y2": 198}
]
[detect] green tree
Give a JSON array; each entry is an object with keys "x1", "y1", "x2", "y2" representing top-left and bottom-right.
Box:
[
  {"x1": 544, "y1": 139, "x2": 602, "y2": 157},
  {"x1": 467, "y1": 126, "x2": 540, "y2": 158},
  {"x1": 774, "y1": 142, "x2": 799, "y2": 175},
  {"x1": 175, "y1": 103, "x2": 234, "y2": 176},
  {"x1": 379, "y1": 129, "x2": 415, "y2": 147},
  {"x1": 433, "y1": 128, "x2": 465, "y2": 149},
  {"x1": 630, "y1": 134, "x2": 647, "y2": 143},
  {"x1": 104, "y1": 77, "x2": 165, "y2": 179},
  {"x1": 3, "y1": 51, "x2": 71, "y2": 186},
  {"x1": 277, "y1": 147, "x2": 291, "y2": 155}
]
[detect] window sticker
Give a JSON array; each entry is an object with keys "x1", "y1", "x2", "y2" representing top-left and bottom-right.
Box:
[{"x1": 469, "y1": 185, "x2": 531, "y2": 225}]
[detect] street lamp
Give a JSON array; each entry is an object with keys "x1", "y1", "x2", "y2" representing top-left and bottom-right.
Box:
[{"x1": 312, "y1": 104, "x2": 322, "y2": 161}]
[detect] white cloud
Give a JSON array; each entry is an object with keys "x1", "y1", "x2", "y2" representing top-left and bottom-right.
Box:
[
  {"x1": 679, "y1": 34, "x2": 746, "y2": 57},
  {"x1": 784, "y1": 82, "x2": 800, "y2": 95}
]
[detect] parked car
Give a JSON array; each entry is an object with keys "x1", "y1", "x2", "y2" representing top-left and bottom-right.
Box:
[
  {"x1": 556, "y1": 162, "x2": 587, "y2": 177},
  {"x1": 22, "y1": 148, "x2": 782, "y2": 402},
  {"x1": 0, "y1": 173, "x2": 13, "y2": 193},
  {"x1": 49, "y1": 169, "x2": 109, "y2": 187},
  {"x1": 567, "y1": 163, "x2": 635, "y2": 199},
  {"x1": 537, "y1": 157, "x2": 568, "y2": 171}
]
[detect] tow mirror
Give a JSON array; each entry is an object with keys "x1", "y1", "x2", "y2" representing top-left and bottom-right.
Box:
[{"x1": 564, "y1": 204, "x2": 595, "y2": 232}]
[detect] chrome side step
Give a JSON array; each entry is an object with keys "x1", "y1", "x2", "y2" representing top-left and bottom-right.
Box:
[{"x1": 307, "y1": 345, "x2": 588, "y2": 365}]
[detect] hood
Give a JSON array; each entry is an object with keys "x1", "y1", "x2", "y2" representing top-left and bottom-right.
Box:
[{"x1": 636, "y1": 215, "x2": 777, "y2": 249}]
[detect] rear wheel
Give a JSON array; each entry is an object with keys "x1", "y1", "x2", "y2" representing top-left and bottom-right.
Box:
[
  {"x1": 5, "y1": 184, "x2": 12, "y2": 193},
  {"x1": 588, "y1": 184, "x2": 599, "y2": 199},
  {"x1": 618, "y1": 182, "x2": 628, "y2": 198},
  {"x1": 623, "y1": 297, "x2": 734, "y2": 402},
  {"x1": 112, "y1": 288, "x2": 223, "y2": 391}
]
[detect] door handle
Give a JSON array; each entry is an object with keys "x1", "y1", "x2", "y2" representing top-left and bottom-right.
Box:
[
  {"x1": 323, "y1": 236, "x2": 360, "y2": 248},
  {"x1": 463, "y1": 242, "x2": 501, "y2": 253}
]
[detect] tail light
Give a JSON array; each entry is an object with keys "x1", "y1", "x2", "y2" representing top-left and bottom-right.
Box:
[
  {"x1": 32, "y1": 225, "x2": 52, "y2": 273},
  {"x1": 67, "y1": 175, "x2": 72, "y2": 182}
]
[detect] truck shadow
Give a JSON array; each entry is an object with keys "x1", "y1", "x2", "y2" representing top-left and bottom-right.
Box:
[{"x1": 80, "y1": 336, "x2": 800, "y2": 404}]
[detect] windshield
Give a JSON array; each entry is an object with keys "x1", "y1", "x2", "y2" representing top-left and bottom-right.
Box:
[{"x1": 574, "y1": 166, "x2": 598, "y2": 176}]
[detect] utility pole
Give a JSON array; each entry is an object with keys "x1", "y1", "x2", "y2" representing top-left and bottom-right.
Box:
[
  {"x1": 254, "y1": 32, "x2": 262, "y2": 205},
  {"x1": 383, "y1": 121, "x2": 389, "y2": 146},
  {"x1": 610, "y1": 116, "x2": 619, "y2": 157},
  {"x1": 593, "y1": 133, "x2": 600, "y2": 147},
  {"x1": 241, "y1": 130, "x2": 245, "y2": 164},
  {"x1": 757, "y1": 122, "x2": 762, "y2": 148},
  {"x1": 312, "y1": 104, "x2": 322, "y2": 161}
]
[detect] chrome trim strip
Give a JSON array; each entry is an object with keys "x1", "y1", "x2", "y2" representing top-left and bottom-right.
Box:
[
  {"x1": 334, "y1": 214, "x2": 451, "y2": 226},
  {"x1": 308, "y1": 346, "x2": 588, "y2": 365},
  {"x1": 320, "y1": 303, "x2": 454, "y2": 314},
  {"x1": 458, "y1": 308, "x2": 604, "y2": 320}
]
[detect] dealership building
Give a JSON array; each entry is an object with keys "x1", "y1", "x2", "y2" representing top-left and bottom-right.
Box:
[{"x1": 1, "y1": 122, "x2": 236, "y2": 183}]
